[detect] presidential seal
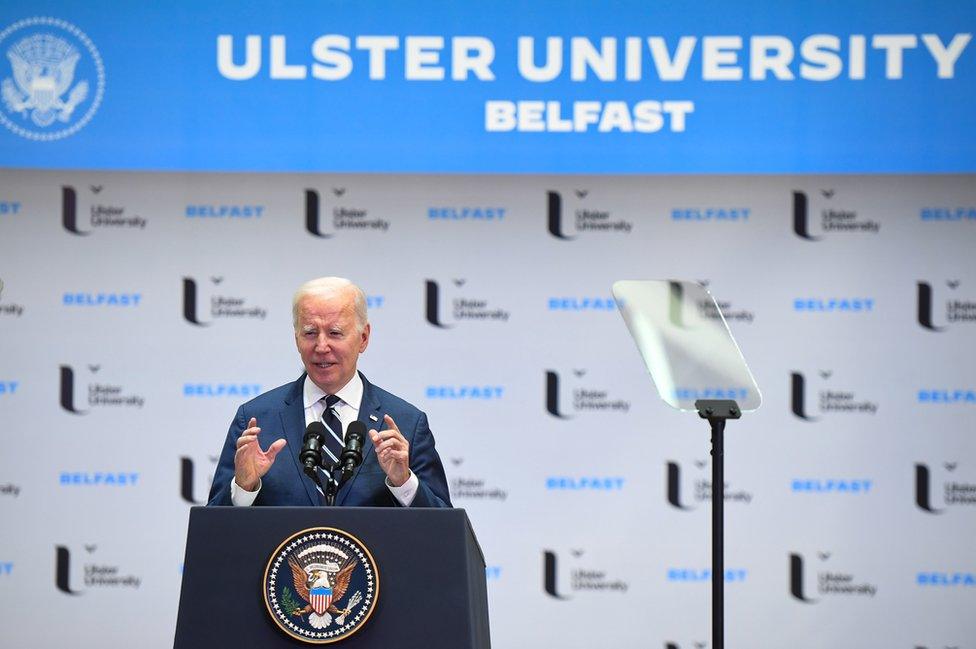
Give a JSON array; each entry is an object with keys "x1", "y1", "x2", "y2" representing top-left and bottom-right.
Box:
[
  {"x1": 0, "y1": 17, "x2": 105, "y2": 141},
  {"x1": 264, "y1": 527, "x2": 379, "y2": 644}
]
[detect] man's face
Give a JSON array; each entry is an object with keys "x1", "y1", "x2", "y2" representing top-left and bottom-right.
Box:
[{"x1": 294, "y1": 291, "x2": 370, "y2": 394}]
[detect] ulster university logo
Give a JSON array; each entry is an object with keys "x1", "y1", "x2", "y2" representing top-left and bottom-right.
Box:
[
  {"x1": 546, "y1": 189, "x2": 632, "y2": 240},
  {"x1": 424, "y1": 278, "x2": 510, "y2": 328},
  {"x1": 449, "y1": 458, "x2": 508, "y2": 502},
  {"x1": 790, "y1": 370, "x2": 877, "y2": 420},
  {"x1": 917, "y1": 280, "x2": 976, "y2": 331},
  {"x1": 179, "y1": 455, "x2": 217, "y2": 504},
  {"x1": 182, "y1": 276, "x2": 268, "y2": 325},
  {"x1": 667, "y1": 279, "x2": 754, "y2": 327},
  {"x1": 792, "y1": 189, "x2": 878, "y2": 240},
  {"x1": 0, "y1": 277, "x2": 25, "y2": 317},
  {"x1": 60, "y1": 364, "x2": 145, "y2": 413},
  {"x1": 62, "y1": 184, "x2": 147, "y2": 234},
  {"x1": 55, "y1": 544, "x2": 140, "y2": 594},
  {"x1": 545, "y1": 369, "x2": 630, "y2": 418},
  {"x1": 789, "y1": 552, "x2": 876, "y2": 602},
  {"x1": 0, "y1": 17, "x2": 105, "y2": 141},
  {"x1": 543, "y1": 549, "x2": 628, "y2": 599},
  {"x1": 304, "y1": 188, "x2": 388, "y2": 237},
  {"x1": 666, "y1": 460, "x2": 752, "y2": 510},
  {"x1": 264, "y1": 528, "x2": 378, "y2": 644},
  {"x1": 915, "y1": 462, "x2": 976, "y2": 513}
]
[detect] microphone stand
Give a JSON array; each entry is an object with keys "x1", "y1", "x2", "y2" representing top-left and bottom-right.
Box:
[
  {"x1": 323, "y1": 463, "x2": 341, "y2": 506},
  {"x1": 304, "y1": 460, "x2": 348, "y2": 506}
]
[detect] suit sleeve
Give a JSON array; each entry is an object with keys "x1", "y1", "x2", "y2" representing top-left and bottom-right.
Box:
[
  {"x1": 207, "y1": 405, "x2": 248, "y2": 506},
  {"x1": 406, "y1": 411, "x2": 452, "y2": 508}
]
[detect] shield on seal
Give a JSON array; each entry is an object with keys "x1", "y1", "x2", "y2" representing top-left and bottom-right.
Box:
[
  {"x1": 308, "y1": 585, "x2": 333, "y2": 615},
  {"x1": 30, "y1": 76, "x2": 57, "y2": 111}
]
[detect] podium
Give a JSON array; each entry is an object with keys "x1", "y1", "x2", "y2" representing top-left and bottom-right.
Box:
[{"x1": 174, "y1": 507, "x2": 490, "y2": 648}]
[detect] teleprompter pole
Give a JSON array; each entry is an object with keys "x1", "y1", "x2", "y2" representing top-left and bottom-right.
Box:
[{"x1": 695, "y1": 399, "x2": 741, "y2": 649}]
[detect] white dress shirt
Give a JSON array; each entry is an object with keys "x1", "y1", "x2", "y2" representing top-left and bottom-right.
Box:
[{"x1": 231, "y1": 372, "x2": 418, "y2": 506}]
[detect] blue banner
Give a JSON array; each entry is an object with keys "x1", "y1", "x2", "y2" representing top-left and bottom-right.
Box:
[{"x1": 0, "y1": 0, "x2": 973, "y2": 173}]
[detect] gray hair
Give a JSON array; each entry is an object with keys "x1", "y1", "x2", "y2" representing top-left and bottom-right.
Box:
[{"x1": 292, "y1": 277, "x2": 368, "y2": 331}]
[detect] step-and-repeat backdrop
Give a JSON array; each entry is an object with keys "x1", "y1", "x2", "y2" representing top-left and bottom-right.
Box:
[{"x1": 0, "y1": 2, "x2": 974, "y2": 649}]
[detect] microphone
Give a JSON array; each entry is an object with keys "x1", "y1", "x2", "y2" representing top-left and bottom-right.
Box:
[
  {"x1": 339, "y1": 421, "x2": 366, "y2": 482},
  {"x1": 301, "y1": 422, "x2": 327, "y2": 472}
]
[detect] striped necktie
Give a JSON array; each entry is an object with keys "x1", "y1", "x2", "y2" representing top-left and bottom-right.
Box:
[{"x1": 320, "y1": 394, "x2": 345, "y2": 471}]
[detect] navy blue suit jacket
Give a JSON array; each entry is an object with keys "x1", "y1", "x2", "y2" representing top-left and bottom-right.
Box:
[{"x1": 208, "y1": 373, "x2": 451, "y2": 508}]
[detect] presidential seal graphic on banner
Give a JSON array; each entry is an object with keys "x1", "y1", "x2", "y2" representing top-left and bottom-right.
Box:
[
  {"x1": 0, "y1": 17, "x2": 105, "y2": 141},
  {"x1": 264, "y1": 527, "x2": 379, "y2": 644}
]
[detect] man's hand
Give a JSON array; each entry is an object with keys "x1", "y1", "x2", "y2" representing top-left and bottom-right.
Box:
[
  {"x1": 234, "y1": 417, "x2": 287, "y2": 491},
  {"x1": 369, "y1": 414, "x2": 410, "y2": 487}
]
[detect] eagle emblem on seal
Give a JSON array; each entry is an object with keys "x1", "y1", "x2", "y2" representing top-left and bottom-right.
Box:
[
  {"x1": 286, "y1": 545, "x2": 361, "y2": 629},
  {"x1": 2, "y1": 33, "x2": 88, "y2": 127},
  {"x1": 264, "y1": 528, "x2": 378, "y2": 644}
]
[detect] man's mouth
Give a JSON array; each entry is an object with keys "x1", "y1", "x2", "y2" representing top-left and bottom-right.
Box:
[{"x1": 313, "y1": 362, "x2": 336, "y2": 369}]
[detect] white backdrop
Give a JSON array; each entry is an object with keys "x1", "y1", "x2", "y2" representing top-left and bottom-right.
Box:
[{"x1": 0, "y1": 170, "x2": 974, "y2": 648}]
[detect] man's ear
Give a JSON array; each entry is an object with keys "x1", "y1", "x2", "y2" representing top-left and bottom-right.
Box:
[{"x1": 359, "y1": 322, "x2": 371, "y2": 352}]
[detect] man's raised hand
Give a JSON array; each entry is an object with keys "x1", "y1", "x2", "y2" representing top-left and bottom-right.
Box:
[
  {"x1": 369, "y1": 415, "x2": 410, "y2": 487},
  {"x1": 234, "y1": 417, "x2": 287, "y2": 491}
]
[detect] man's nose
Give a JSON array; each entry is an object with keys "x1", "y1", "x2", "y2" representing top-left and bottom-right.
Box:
[{"x1": 313, "y1": 335, "x2": 331, "y2": 353}]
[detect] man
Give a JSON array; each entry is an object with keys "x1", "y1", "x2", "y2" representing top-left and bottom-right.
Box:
[{"x1": 208, "y1": 277, "x2": 451, "y2": 508}]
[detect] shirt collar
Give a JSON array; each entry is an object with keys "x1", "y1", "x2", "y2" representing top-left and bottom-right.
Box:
[{"x1": 303, "y1": 372, "x2": 364, "y2": 411}]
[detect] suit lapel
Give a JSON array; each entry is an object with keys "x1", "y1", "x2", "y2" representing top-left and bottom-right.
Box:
[
  {"x1": 281, "y1": 374, "x2": 320, "y2": 506},
  {"x1": 337, "y1": 372, "x2": 381, "y2": 505}
]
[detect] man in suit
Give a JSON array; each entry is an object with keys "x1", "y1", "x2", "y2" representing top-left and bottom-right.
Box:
[{"x1": 208, "y1": 277, "x2": 451, "y2": 508}]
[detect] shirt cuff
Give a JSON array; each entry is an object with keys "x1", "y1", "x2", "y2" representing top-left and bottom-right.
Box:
[
  {"x1": 386, "y1": 471, "x2": 418, "y2": 506},
  {"x1": 230, "y1": 478, "x2": 261, "y2": 506}
]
